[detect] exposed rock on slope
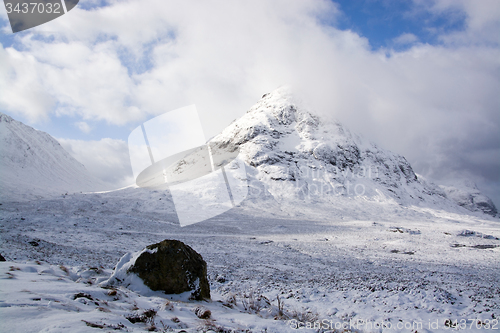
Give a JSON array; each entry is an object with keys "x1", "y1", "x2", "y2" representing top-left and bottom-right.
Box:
[{"x1": 0, "y1": 112, "x2": 105, "y2": 202}]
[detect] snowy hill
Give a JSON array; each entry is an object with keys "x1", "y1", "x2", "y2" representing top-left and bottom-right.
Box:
[
  {"x1": 208, "y1": 87, "x2": 497, "y2": 219},
  {"x1": 0, "y1": 112, "x2": 106, "y2": 202}
]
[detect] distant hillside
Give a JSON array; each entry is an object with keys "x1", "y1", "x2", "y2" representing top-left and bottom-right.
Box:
[
  {"x1": 0, "y1": 112, "x2": 106, "y2": 202},
  {"x1": 440, "y1": 181, "x2": 497, "y2": 216}
]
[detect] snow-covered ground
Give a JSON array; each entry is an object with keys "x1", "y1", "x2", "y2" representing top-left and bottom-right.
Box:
[{"x1": 1, "y1": 188, "x2": 499, "y2": 332}]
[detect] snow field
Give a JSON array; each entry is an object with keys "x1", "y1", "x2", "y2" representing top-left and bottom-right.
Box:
[{"x1": 1, "y1": 190, "x2": 499, "y2": 332}]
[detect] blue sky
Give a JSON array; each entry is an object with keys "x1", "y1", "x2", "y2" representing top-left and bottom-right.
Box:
[{"x1": 334, "y1": 0, "x2": 466, "y2": 49}]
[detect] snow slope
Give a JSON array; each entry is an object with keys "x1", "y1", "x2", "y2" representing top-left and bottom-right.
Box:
[
  {"x1": 1, "y1": 192, "x2": 499, "y2": 332},
  {"x1": 0, "y1": 112, "x2": 106, "y2": 202}
]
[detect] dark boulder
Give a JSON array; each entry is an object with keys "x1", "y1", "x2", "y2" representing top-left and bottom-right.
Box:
[
  {"x1": 104, "y1": 239, "x2": 210, "y2": 300},
  {"x1": 0, "y1": 253, "x2": 5, "y2": 261},
  {"x1": 129, "y1": 240, "x2": 210, "y2": 300}
]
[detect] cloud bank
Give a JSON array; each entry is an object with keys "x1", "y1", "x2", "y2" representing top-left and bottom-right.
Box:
[{"x1": 0, "y1": 0, "x2": 499, "y2": 205}]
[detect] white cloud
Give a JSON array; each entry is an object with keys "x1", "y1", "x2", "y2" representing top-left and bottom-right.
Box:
[
  {"x1": 413, "y1": 0, "x2": 500, "y2": 44},
  {"x1": 75, "y1": 121, "x2": 91, "y2": 133},
  {"x1": 0, "y1": 47, "x2": 55, "y2": 122},
  {"x1": 422, "y1": 0, "x2": 500, "y2": 29},
  {"x1": 0, "y1": 0, "x2": 499, "y2": 205},
  {"x1": 393, "y1": 33, "x2": 419, "y2": 45}
]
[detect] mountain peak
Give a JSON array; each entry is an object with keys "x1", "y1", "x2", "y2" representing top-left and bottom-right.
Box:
[
  {"x1": 212, "y1": 89, "x2": 416, "y2": 192},
  {"x1": 250, "y1": 86, "x2": 318, "y2": 127},
  {"x1": 0, "y1": 111, "x2": 14, "y2": 123}
]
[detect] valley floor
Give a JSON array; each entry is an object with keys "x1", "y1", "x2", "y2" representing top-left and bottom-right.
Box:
[{"x1": 1, "y1": 190, "x2": 499, "y2": 332}]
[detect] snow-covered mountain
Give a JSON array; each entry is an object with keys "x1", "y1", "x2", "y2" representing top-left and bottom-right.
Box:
[
  {"x1": 208, "y1": 87, "x2": 497, "y2": 218},
  {"x1": 0, "y1": 112, "x2": 106, "y2": 202},
  {"x1": 440, "y1": 181, "x2": 497, "y2": 216},
  {"x1": 1, "y1": 89, "x2": 496, "y2": 218}
]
